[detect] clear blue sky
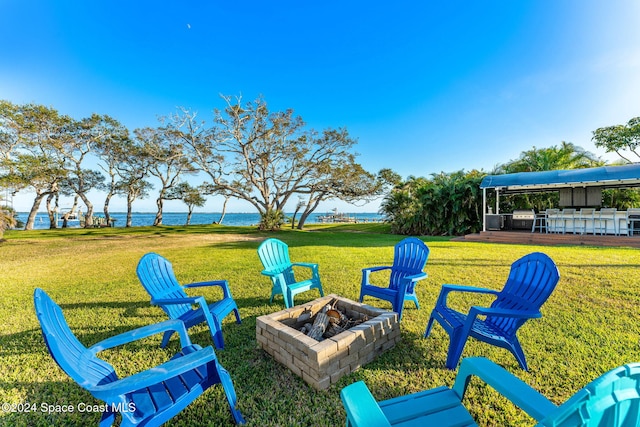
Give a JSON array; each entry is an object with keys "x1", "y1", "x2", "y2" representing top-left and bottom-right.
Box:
[{"x1": 2, "y1": 1, "x2": 640, "y2": 213}]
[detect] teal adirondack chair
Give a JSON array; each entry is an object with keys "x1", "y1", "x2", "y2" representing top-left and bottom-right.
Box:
[
  {"x1": 136, "y1": 252, "x2": 241, "y2": 350},
  {"x1": 358, "y1": 237, "x2": 429, "y2": 320},
  {"x1": 34, "y1": 288, "x2": 245, "y2": 426},
  {"x1": 257, "y1": 238, "x2": 324, "y2": 308},
  {"x1": 341, "y1": 356, "x2": 640, "y2": 426}
]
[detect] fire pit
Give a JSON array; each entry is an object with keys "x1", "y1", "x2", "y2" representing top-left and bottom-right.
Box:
[{"x1": 256, "y1": 294, "x2": 400, "y2": 390}]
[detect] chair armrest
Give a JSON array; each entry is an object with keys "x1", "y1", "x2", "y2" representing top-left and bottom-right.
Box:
[
  {"x1": 291, "y1": 262, "x2": 318, "y2": 271},
  {"x1": 151, "y1": 296, "x2": 201, "y2": 306},
  {"x1": 361, "y1": 266, "x2": 392, "y2": 286},
  {"x1": 89, "y1": 319, "x2": 192, "y2": 354},
  {"x1": 90, "y1": 346, "x2": 217, "y2": 398},
  {"x1": 362, "y1": 265, "x2": 392, "y2": 274},
  {"x1": 435, "y1": 284, "x2": 499, "y2": 306},
  {"x1": 452, "y1": 357, "x2": 557, "y2": 422},
  {"x1": 184, "y1": 280, "x2": 232, "y2": 298},
  {"x1": 340, "y1": 381, "x2": 392, "y2": 427},
  {"x1": 441, "y1": 284, "x2": 500, "y2": 294},
  {"x1": 403, "y1": 272, "x2": 428, "y2": 283},
  {"x1": 260, "y1": 269, "x2": 281, "y2": 277},
  {"x1": 469, "y1": 306, "x2": 542, "y2": 320}
]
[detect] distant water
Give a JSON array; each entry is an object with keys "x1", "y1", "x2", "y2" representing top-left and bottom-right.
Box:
[{"x1": 15, "y1": 211, "x2": 383, "y2": 230}]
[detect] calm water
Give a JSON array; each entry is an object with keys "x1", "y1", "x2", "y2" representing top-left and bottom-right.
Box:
[{"x1": 16, "y1": 211, "x2": 383, "y2": 230}]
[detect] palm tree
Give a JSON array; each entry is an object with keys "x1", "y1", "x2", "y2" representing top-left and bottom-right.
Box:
[{"x1": 498, "y1": 142, "x2": 602, "y2": 173}]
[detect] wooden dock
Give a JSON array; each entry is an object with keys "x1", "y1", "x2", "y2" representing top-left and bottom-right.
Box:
[{"x1": 453, "y1": 230, "x2": 640, "y2": 248}]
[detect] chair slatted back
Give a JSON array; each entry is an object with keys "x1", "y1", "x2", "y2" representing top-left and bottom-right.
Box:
[
  {"x1": 257, "y1": 238, "x2": 296, "y2": 282},
  {"x1": 544, "y1": 363, "x2": 640, "y2": 426},
  {"x1": 137, "y1": 253, "x2": 191, "y2": 319},
  {"x1": 34, "y1": 288, "x2": 117, "y2": 390},
  {"x1": 389, "y1": 237, "x2": 429, "y2": 292},
  {"x1": 487, "y1": 252, "x2": 559, "y2": 337}
]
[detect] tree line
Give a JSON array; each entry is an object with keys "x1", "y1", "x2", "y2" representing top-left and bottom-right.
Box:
[
  {"x1": 380, "y1": 122, "x2": 640, "y2": 236},
  {"x1": 0, "y1": 96, "x2": 390, "y2": 231}
]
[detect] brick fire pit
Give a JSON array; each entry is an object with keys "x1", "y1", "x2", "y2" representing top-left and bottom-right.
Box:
[{"x1": 256, "y1": 294, "x2": 400, "y2": 390}]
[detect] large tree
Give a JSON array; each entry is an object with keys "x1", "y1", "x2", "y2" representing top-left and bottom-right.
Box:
[
  {"x1": 173, "y1": 96, "x2": 381, "y2": 229},
  {"x1": 0, "y1": 103, "x2": 71, "y2": 229},
  {"x1": 52, "y1": 114, "x2": 118, "y2": 228},
  {"x1": 295, "y1": 160, "x2": 381, "y2": 229},
  {"x1": 90, "y1": 115, "x2": 131, "y2": 225},
  {"x1": 592, "y1": 116, "x2": 640, "y2": 163},
  {"x1": 165, "y1": 182, "x2": 207, "y2": 225},
  {"x1": 135, "y1": 125, "x2": 196, "y2": 226}
]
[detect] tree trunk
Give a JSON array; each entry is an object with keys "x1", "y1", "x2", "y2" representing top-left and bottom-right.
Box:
[
  {"x1": 79, "y1": 192, "x2": 94, "y2": 228},
  {"x1": 126, "y1": 193, "x2": 134, "y2": 227},
  {"x1": 25, "y1": 193, "x2": 47, "y2": 230},
  {"x1": 62, "y1": 195, "x2": 80, "y2": 228},
  {"x1": 45, "y1": 193, "x2": 58, "y2": 229},
  {"x1": 103, "y1": 192, "x2": 113, "y2": 225},
  {"x1": 186, "y1": 205, "x2": 193, "y2": 225},
  {"x1": 291, "y1": 205, "x2": 301, "y2": 229},
  {"x1": 154, "y1": 197, "x2": 163, "y2": 226},
  {"x1": 216, "y1": 195, "x2": 229, "y2": 224},
  {"x1": 297, "y1": 196, "x2": 324, "y2": 230}
]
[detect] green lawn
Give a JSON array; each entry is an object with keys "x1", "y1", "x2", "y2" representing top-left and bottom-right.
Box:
[{"x1": 1, "y1": 224, "x2": 639, "y2": 426}]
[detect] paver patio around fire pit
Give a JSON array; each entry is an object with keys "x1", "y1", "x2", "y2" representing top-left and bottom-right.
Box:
[{"x1": 256, "y1": 294, "x2": 400, "y2": 390}]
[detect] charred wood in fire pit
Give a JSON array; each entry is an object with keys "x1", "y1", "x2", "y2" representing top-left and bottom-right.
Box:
[
  {"x1": 297, "y1": 309, "x2": 313, "y2": 323},
  {"x1": 297, "y1": 301, "x2": 372, "y2": 341},
  {"x1": 307, "y1": 312, "x2": 329, "y2": 341},
  {"x1": 323, "y1": 323, "x2": 345, "y2": 338}
]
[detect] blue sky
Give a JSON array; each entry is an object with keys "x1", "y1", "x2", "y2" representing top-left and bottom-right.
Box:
[{"x1": 2, "y1": 1, "x2": 640, "y2": 213}]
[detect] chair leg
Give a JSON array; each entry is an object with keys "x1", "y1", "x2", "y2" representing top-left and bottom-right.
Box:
[
  {"x1": 284, "y1": 290, "x2": 294, "y2": 309},
  {"x1": 160, "y1": 330, "x2": 174, "y2": 348},
  {"x1": 211, "y1": 321, "x2": 225, "y2": 349},
  {"x1": 510, "y1": 339, "x2": 528, "y2": 371},
  {"x1": 445, "y1": 329, "x2": 467, "y2": 370},
  {"x1": 211, "y1": 362, "x2": 246, "y2": 424},
  {"x1": 317, "y1": 284, "x2": 325, "y2": 298},
  {"x1": 424, "y1": 314, "x2": 436, "y2": 337},
  {"x1": 99, "y1": 408, "x2": 116, "y2": 427},
  {"x1": 203, "y1": 311, "x2": 225, "y2": 349},
  {"x1": 233, "y1": 307, "x2": 242, "y2": 324},
  {"x1": 406, "y1": 294, "x2": 420, "y2": 309}
]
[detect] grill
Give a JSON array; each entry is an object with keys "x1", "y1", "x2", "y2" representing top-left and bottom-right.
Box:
[{"x1": 512, "y1": 209, "x2": 535, "y2": 230}]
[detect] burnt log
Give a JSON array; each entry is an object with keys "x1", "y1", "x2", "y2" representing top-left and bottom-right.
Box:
[{"x1": 307, "y1": 312, "x2": 330, "y2": 341}]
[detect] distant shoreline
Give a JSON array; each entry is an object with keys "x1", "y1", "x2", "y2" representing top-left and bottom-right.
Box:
[{"x1": 15, "y1": 211, "x2": 383, "y2": 230}]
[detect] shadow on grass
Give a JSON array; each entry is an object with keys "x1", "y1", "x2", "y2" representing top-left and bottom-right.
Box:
[{"x1": 57, "y1": 300, "x2": 151, "y2": 317}]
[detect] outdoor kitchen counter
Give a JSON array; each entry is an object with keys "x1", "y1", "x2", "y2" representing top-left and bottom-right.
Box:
[{"x1": 545, "y1": 210, "x2": 638, "y2": 235}]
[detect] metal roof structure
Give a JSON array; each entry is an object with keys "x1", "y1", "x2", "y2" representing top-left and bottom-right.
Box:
[{"x1": 479, "y1": 164, "x2": 640, "y2": 194}]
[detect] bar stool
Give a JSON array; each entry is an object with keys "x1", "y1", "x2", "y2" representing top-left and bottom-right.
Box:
[
  {"x1": 626, "y1": 208, "x2": 640, "y2": 236},
  {"x1": 545, "y1": 208, "x2": 560, "y2": 233},
  {"x1": 531, "y1": 211, "x2": 547, "y2": 233},
  {"x1": 618, "y1": 210, "x2": 630, "y2": 236},
  {"x1": 595, "y1": 208, "x2": 617, "y2": 235},
  {"x1": 560, "y1": 208, "x2": 576, "y2": 234},
  {"x1": 575, "y1": 208, "x2": 595, "y2": 235}
]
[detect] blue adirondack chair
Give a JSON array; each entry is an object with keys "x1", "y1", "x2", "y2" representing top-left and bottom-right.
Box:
[
  {"x1": 358, "y1": 237, "x2": 429, "y2": 320},
  {"x1": 136, "y1": 252, "x2": 241, "y2": 350},
  {"x1": 425, "y1": 252, "x2": 560, "y2": 370},
  {"x1": 257, "y1": 238, "x2": 324, "y2": 309},
  {"x1": 33, "y1": 288, "x2": 245, "y2": 426},
  {"x1": 341, "y1": 356, "x2": 640, "y2": 426}
]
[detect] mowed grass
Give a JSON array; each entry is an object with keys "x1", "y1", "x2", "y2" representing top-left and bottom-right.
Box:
[{"x1": 1, "y1": 224, "x2": 639, "y2": 426}]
